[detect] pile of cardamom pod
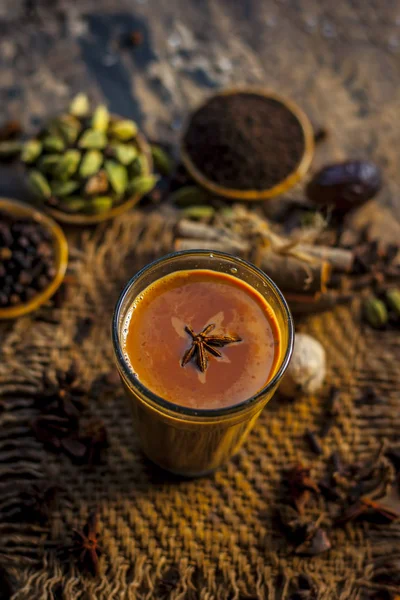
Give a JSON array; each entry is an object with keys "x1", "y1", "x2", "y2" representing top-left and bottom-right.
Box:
[{"x1": 22, "y1": 94, "x2": 158, "y2": 216}]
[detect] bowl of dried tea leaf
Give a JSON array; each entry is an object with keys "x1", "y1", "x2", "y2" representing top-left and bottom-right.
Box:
[{"x1": 181, "y1": 87, "x2": 314, "y2": 201}]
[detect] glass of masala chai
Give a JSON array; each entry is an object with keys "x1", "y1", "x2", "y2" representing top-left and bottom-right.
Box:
[{"x1": 113, "y1": 250, "x2": 294, "y2": 476}]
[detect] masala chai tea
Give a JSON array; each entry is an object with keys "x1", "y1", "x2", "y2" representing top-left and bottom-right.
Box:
[
  {"x1": 123, "y1": 270, "x2": 280, "y2": 410},
  {"x1": 113, "y1": 251, "x2": 293, "y2": 476}
]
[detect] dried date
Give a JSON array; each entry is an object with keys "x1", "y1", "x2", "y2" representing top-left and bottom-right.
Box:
[{"x1": 306, "y1": 160, "x2": 382, "y2": 214}]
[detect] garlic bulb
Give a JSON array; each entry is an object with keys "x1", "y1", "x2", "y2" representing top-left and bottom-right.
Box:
[{"x1": 280, "y1": 333, "x2": 326, "y2": 397}]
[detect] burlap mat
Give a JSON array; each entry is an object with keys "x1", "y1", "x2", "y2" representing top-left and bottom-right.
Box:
[{"x1": 0, "y1": 207, "x2": 399, "y2": 600}]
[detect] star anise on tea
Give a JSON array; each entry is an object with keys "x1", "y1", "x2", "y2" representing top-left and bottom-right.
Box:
[
  {"x1": 71, "y1": 511, "x2": 102, "y2": 577},
  {"x1": 181, "y1": 323, "x2": 241, "y2": 373}
]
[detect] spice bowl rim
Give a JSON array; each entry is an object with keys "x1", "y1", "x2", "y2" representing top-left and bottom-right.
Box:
[
  {"x1": 0, "y1": 197, "x2": 68, "y2": 319},
  {"x1": 28, "y1": 126, "x2": 153, "y2": 226},
  {"x1": 180, "y1": 87, "x2": 315, "y2": 201},
  {"x1": 112, "y1": 249, "x2": 294, "y2": 422}
]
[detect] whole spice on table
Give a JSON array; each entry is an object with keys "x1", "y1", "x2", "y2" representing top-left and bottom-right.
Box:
[
  {"x1": 0, "y1": 564, "x2": 14, "y2": 600},
  {"x1": 320, "y1": 386, "x2": 341, "y2": 438},
  {"x1": 9, "y1": 481, "x2": 60, "y2": 524},
  {"x1": 306, "y1": 160, "x2": 382, "y2": 214},
  {"x1": 70, "y1": 511, "x2": 102, "y2": 577},
  {"x1": 34, "y1": 362, "x2": 87, "y2": 419},
  {"x1": 183, "y1": 93, "x2": 305, "y2": 191},
  {"x1": 32, "y1": 363, "x2": 108, "y2": 464},
  {"x1": 0, "y1": 119, "x2": 22, "y2": 141},
  {"x1": 0, "y1": 210, "x2": 56, "y2": 308},
  {"x1": 279, "y1": 333, "x2": 326, "y2": 397},
  {"x1": 363, "y1": 295, "x2": 388, "y2": 329},
  {"x1": 24, "y1": 94, "x2": 157, "y2": 216},
  {"x1": 288, "y1": 573, "x2": 318, "y2": 600},
  {"x1": 285, "y1": 463, "x2": 320, "y2": 514}
]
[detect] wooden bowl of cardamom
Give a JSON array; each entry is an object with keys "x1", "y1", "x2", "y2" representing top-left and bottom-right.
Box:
[{"x1": 22, "y1": 94, "x2": 156, "y2": 225}]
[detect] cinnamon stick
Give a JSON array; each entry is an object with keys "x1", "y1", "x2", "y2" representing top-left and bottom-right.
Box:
[
  {"x1": 175, "y1": 237, "x2": 330, "y2": 294},
  {"x1": 176, "y1": 219, "x2": 353, "y2": 272}
]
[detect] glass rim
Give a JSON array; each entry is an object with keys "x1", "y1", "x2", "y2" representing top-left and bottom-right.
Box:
[{"x1": 112, "y1": 250, "x2": 294, "y2": 420}]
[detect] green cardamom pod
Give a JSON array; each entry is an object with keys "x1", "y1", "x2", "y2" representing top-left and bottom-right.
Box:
[
  {"x1": 59, "y1": 197, "x2": 87, "y2": 213},
  {"x1": 38, "y1": 154, "x2": 62, "y2": 174},
  {"x1": 151, "y1": 144, "x2": 173, "y2": 176},
  {"x1": 78, "y1": 129, "x2": 107, "y2": 149},
  {"x1": 69, "y1": 93, "x2": 90, "y2": 117},
  {"x1": 109, "y1": 119, "x2": 138, "y2": 141},
  {"x1": 182, "y1": 205, "x2": 215, "y2": 221},
  {"x1": 111, "y1": 143, "x2": 138, "y2": 166},
  {"x1": 51, "y1": 180, "x2": 80, "y2": 197},
  {"x1": 169, "y1": 185, "x2": 209, "y2": 207},
  {"x1": 85, "y1": 170, "x2": 109, "y2": 196},
  {"x1": 0, "y1": 140, "x2": 22, "y2": 159},
  {"x1": 385, "y1": 288, "x2": 400, "y2": 318},
  {"x1": 79, "y1": 150, "x2": 103, "y2": 178},
  {"x1": 85, "y1": 196, "x2": 113, "y2": 214},
  {"x1": 363, "y1": 296, "x2": 388, "y2": 329},
  {"x1": 105, "y1": 160, "x2": 128, "y2": 196},
  {"x1": 56, "y1": 114, "x2": 81, "y2": 144},
  {"x1": 28, "y1": 170, "x2": 52, "y2": 200},
  {"x1": 92, "y1": 104, "x2": 109, "y2": 132},
  {"x1": 130, "y1": 154, "x2": 147, "y2": 177},
  {"x1": 128, "y1": 174, "x2": 159, "y2": 196},
  {"x1": 42, "y1": 135, "x2": 65, "y2": 153},
  {"x1": 53, "y1": 149, "x2": 81, "y2": 181},
  {"x1": 21, "y1": 140, "x2": 42, "y2": 163}
]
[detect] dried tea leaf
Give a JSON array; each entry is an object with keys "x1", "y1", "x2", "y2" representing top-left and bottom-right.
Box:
[
  {"x1": 28, "y1": 170, "x2": 52, "y2": 200},
  {"x1": 105, "y1": 160, "x2": 128, "y2": 196},
  {"x1": 92, "y1": 105, "x2": 109, "y2": 132},
  {"x1": 79, "y1": 150, "x2": 103, "y2": 178},
  {"x1": 69, "y1": 93, "x2": 90, "y2": 117},
  {"x1": 79, "y1": 130, "x2": 107, "y2": 150},
  {"x1": 109, "y1": 119, "x2": 138, "y2": 140},
  {"x1": 21, "y1": 139, "x2": 42, "y2": 163}
]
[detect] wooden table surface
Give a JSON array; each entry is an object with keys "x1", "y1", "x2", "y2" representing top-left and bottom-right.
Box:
[{"x1": 1, "y1": 0, "x2": 400, "y2": 221}]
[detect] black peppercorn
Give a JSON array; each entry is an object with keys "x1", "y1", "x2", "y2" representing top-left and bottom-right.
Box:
[{"x1": 0, "y1": 211, "x2": 56, "y2": 308}]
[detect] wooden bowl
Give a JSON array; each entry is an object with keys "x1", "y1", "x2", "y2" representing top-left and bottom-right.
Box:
[
  {"x1": 43, "y1": 131, "x2": 153, "y2": 226},
  {"x1": 0, "y1": 198, "x2": 68, "y2": 319},
  {"x1": 181, "y1": 87, "x2": 315, "y2": 201}
]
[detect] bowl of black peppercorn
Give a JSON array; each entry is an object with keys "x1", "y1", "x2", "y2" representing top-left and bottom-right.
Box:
[{"x1": 0, "y1": 198, "x2": 68, "y2": 319}]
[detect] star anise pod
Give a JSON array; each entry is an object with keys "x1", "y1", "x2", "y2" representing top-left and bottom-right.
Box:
[
  {"x1": 9, "y1": 481, "x2": 61, "y2": 524},
  {"x1": 36, "y1": 361, "x2": 87, "y2": 420},
  {"x1": 71, "y1": 511, "x2": 102, "y2": 577},
  {"x1": 181, "y1": 323, "x2": 241, "y2": 373}
]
